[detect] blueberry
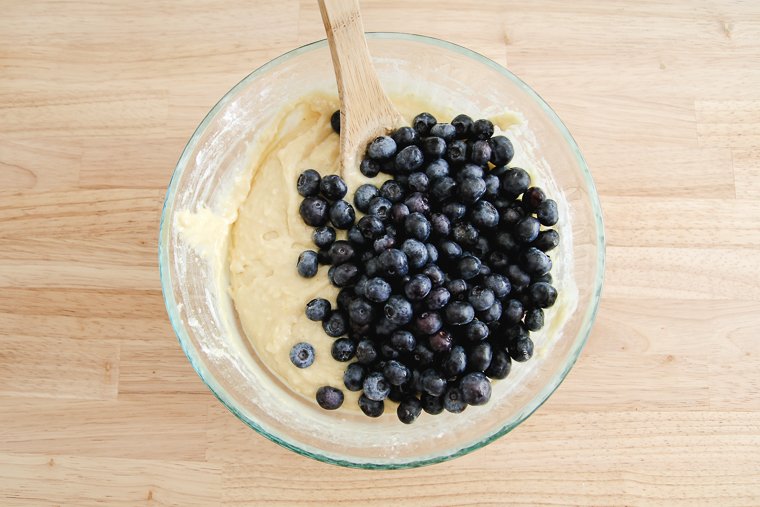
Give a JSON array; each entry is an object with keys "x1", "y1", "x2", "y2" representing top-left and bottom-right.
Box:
[
  {"x1": 315, "y1": 386, "x2": 344, "y2": 410},
  {"x1": 415, "y1": 311, "x2": 443, "y2": 335},
  {"x1": 537, "y1": 199, "x2": 559, "y2": 226},
  {"x1": 430, "y1": 213, "x2": 451, "y2": 237},
  {"x1": 378, "y1": 248, "x2": 409, "y2": 277},
  {"x1": 404, "y1": 274, "x2": 432, "y2": 301},
  {"x1": 320, "y1": 174, "x2": 347, "y2": 201},
  {"x1": 428, "y1": 329, "x2": 454, "y2": 352},
  {"x1": 397, "y1": 240, "x2": 425, "y2": 270},
  {"x1": 442, "y1": 201, "x2": 467, "y2": 220},
  {"x1": 379, "y1": 180, "x2": 405, "y2": 203},
  {"x1": 452, "y1": 221, "x2": 479, "y2": 246},
  {"x1": 445, "y1": 301, "x2": 475, "y2": 325},
  {"x1": 443, "y1": 386, "x2": 467, "y2": 413},
  {"x1": 395, "y1": 145, "x2": 424, "y2": 173},
  {"x1": 305, "y1": 298, "x2": 331, "y2": 321},
  {"x1": 412, "y1": 342, "x2": 435, "y2": 367},
  {"x1": 479, "y1": 262, "x2": 492, "y2": 277},
  {"x1": 468, "y1": 342, "x2": 492, "y2": 372},
  {"x1": 384, "y1": 360, "x2": 411, "y2": 386},
  {"x1": 458, "y1": 255, "x2": 481, "y2": 280},
  {"x1": 330, "y1": 110, "x2": 341, "y2": 133},
  {"x1": 359, "y1": 393, "x2": 384, "y2": 417},
  {"x1": 408, "y1": 172, "x2": 429, "y2": 193},
  {"x1": 442, "y1": 345, "x2": 467, "y2": 378},
  {"x1": 404, "y1": 192, "x2": 430, "y2": 215},
  {"x1": 483, "y1": 274, "x2": 511, "y2": 299},
  {"x1": 422, "y1": 136, "x2": 447, "y2": 159},
  {"x1": 479, "y1": 299, "x2": 502, "y2": 323},
  {"x1": 343, "y1": 362, "x2": 366, "y2": 391},
  {"x1": 297, "y1": 250, "x2": 318, "y2": 278},
  {"x1": 372, "y1": 234, "x2": 395, "y2": 253},
  {"x1": 488, "y1": 136, "x2": 514, "y2": 166},
  {"x1": 470, "y1": 200, "x2": 499, "y2": 229},
  {"x1": 523, "y1": 187, "x2": 546, "y2": 212},
  {"x1": 430, "y1": 176, "x2": 457, "y2": 201},
  {"x1": 533, "y1": 272, "x2": 553, "y2": 284},
  {"x1": 423, "y1": 264, "x2": 445, "y2": 286},
  {"x1": 360, "y1": 158, "x2": 381, "y2": 177},
  {"x1": 353, "y1": 184, "x2": 378, "y2": 213},
  {"x1": 421, "y1": 393, "x2": 444, "y2": 415},
  {"x1": 297, "y1": 169, "x2": 321, "y2": 197},
  {"x1": 365, "y1": 277, "x2": 392, "y2": 303},
  {"x1": 425, "y1": 159, "x2": 450, "y2": 179},
  {"x1": 457, "y1": 163, "x2": 484, "y2": 181},
  {"x1": 439, "y1": 240, "x2": 463, "y2": 262},
  {"x1": 413, "y1": 112, "x2": 437, "y2": 135},
  {"x1": 348, "y1": 225, "x2": 367, "y2": 247},
  {"x1": 397, "y1": 397, "x2": 422, "y2": 424},
  {"x1": 391, "y1": 330, "x2": 416, "y2": 352},
  {"x1": 391, "y1": 126, "x2": 419, "y2": 148},
  {"x1": 424, "y1": 286, "x2": 450, "y2": 311},
  {"x1": 312, "y1": 226, "x2": 335, "y2": 250},
  {"x1": 525, "y1": 308, "x2": 544, "y2": 331},
  {"x1": 501, "y1": 167, "x2": 531, "y2": 197},
  {"x1": 429, "y1": 123, "x2": 456, "y2": 141},
  {"x1": 426, "y1": 244, "x2": 439, "y2": 264},
  {"x1": 421, "y1": 368, "x2": 447, "y2": 396},
  {"x1": 367, "y1": 196, "x2": 393, "y2": 221},
  {"x1": 329, "y1": 200, "x2": 355, "y2": 229},
  {"x1": 404, "y1": 212, "x2": 431, "y2": 241},
  {"x1": 446, "y1": 139, "x2": 468, "y2": 165},
  {"x1": 505, "y1": 266, "x2": 530, "y2": 293},
  {"x1": 485, "y1": 349, "x2": 511, "y2": 379},
  {"x1": 533, "y1": 229, "x2": 560, "y2": 252},
  {"x1": 363, "y1": 372, "x2": 391, "y2": 401},
  {"x1": 451, "y1": 113, "x2": 474, "y2": 138},
  {"x1": 464, "y1": 319, "x2": 489, "y2": 342},
  {"x1": 389, "y1": 202, "x2": 410, "y2": 226},
  {"x1": 514, "y1": 216, "x2": 541, "y2": 243},
  {"x1": 522, "y1": 247, "x2": 552, "y2": 275},
  {"x1": 502, "y1": 298, "x2": 525, "y2": 325},
  {"x1": 528, "y1": 282, "x2": 558, "y2": 308},
  {"x1": 460, "y1": 372, "x2": 491, "y2": 405},
  {"x1": 470, "y1": 140, "x2": 492, "y2": 166},
  {"x1": 348, "y1": 297, "x2": 375, "y2": 325},
  {"x1": 322, "y1": 311, "x2": 347, "y2": 337},
  {"x1": 472, "y1": 119, "x2": 494, "y2": 140},
  {"x1": 379, "y1": 159, "x2": 396, "y2": 175},
  {"x1": 487, "y1": 251, "x2": 509, "y2": 273},
  {"x1": 367, "y1": 136, "x2": 397, "y2": 160},
  {"x1": 299, "y1": 196, "x2": 329, "y2": 226},
  {"x1": 382, "y1": 295, "x2": 413, "y2": 326},
  {"x1": 468, "y1": 286, "x2": 495, "y2": 311},
  {"x1": 446, "y1": 278, "x2": 468, "y2": 298},
  {"x1": 484, "y1": 174, "x2": 500, "y2": 199},
  {"x1": 493, "y1": 231, "x2": 519, "y2": 254},
  {"x1": 331, "y1": 338, "x2": 356, "y2": 362},
  {"x1": 509, "y1": 337, "x2": 534, "y2": 362},
  {"x1": 289, "y1": 342, "x2": 315, "y2": 368},
  {"x1": 329, "y1": 263, "x2": 359, "y2": 287},
  {"x1": 380, "y1": 341, "x2": 399, "y2": 360},
  {"x1": 336, "y1": 287, "x2": 356, "y2": 311},
  {"x1": 500, "y1": 202, "x2": 526, "y2": 226},
  {"x1": 458, "y1": 177, "x2": 486, "y2": 204},
  {"x1": 356, "y1": 339, "x2": 378, "y2": 365},
  {"x1": 374, "y1": 315, "x2": 400, "y2": 336}
]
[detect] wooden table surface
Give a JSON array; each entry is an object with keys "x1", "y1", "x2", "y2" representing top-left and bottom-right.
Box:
[{"x1": 2, "y1": 1, "x2": 760, "y2": 505}]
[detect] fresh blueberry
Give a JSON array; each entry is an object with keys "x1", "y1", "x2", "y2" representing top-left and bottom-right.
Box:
[
  {"x1": 404, "y1": 192, "x2": 430, "y2": 215},
  {"x1": 391, "y1": 126, "x2": 419, "y2": 148},
  {"x1": 472, "y1": 119, "x2": 494, "y2": 140},
  {"x1": 470, "y1": 140, "x2": 492, "y2": 166},
  {"x1": 421, "y1": 393, "x2": 444, "y2": 415},
  {"x1": 329, "y1": 200, "x2": 355, "y2": 229},
  {"x1": 470, "y1": 200, "x2": 499, "y2": 229},
  {"x1": 439, "y1": 240, "x2": 463, "y2": 262},
  {"x1": 507, "y1": 264, "x2": 531, "y2": 291},
  {"x1": 354, "y1": 184, "x2": 379, "y2": 213},
  {"x1": 471, "y1": 237, "x2": 491, "y2": 258},
  {"x1": 397, "y1": 397, "x2": 423, "y2": 424},
  {"x1": 407, "y1": 172, "x2": 429, "y2": 193},
  {"x1": 400, "y1": 239, "x2": 428, "y2": 269},
  {"x1": 297, "y1": 250, "x2": 318, "y2": 278},
  {"x1": 528, "y1": 282, "x2": 558, "y2": 308},
  {"x1": 525, "y1": 308, "x2": 545, "y2": 331},
  {"x1": 389, "y1": 202, "x2": 410, "y2": 226},
  {"x1": 299, "y1": 196, "x2": 329, "y2": 226},
  {"x1": 404, "y1": 274, "x2": 432, "y2": 301},
  {"x1": 451, "y1": 221, "x2": 479, "y2": 246},
  {"x1": 322, "y1": 311, "x2": 347, "y2": 337},
  {"x1": 442, "y1": 201, "x2": 467, "y2": 221},
  {"x1": 446, "y1": 139, "x2": 468, "y2": 165},
  {"x1": 360, "y1": 158, "x2": 381, "y2": 177},
  {"x1": 364, "y1": 277, "x2": 392, "y2": 303},
  {"x1": 468, "y1": 342, "x2": 492, "y2": 372},
  {"x1": 424, "y1": 286, "x2": 450, "y2": 310},
  {"x1": 356, "y1": 339, "x2": 378, "y2": 365},
  {"x1": 522, "y1": 247, "x2": 552, "y2": 275},
  {"x1": 378, "y1": 248, "x2": 409, "y2": 278},
  {"x1": 537, "y1": 199, "x2": 559, "y2": 226},
  {"x1": 384, "y1": 360, "x2": 411, "y2": 386},
  {"x1": 380, "y1": 341, "x2": 399, "y2": 360},
  {"x1": 421, "y1": 368, "x2": 447, "y2": 396},
  {"x1": 428, "y1": 329, "x2": 454, "y2": 352},
  {"x1": 430, "y1": 213, "x2": 451, "y2": 237},
  {"x1": 501, "y1": 167, "x2": 531, "y2": 197},
  {"x1": 422, "y1": 136, "x2": 447, "y2": 159},
  {"x1": 348, "y1": 225, "x2": 367, "y2": 247},
  {"x1": 479, "y1": 298, "x2": 502, "y2": 323},
  {"x1": 509, "y1": 337, "x2": 534, "y2": 362},
  {"x1": 329, "y1": 263, "x2": 359, "y2": 287},
  {"x1": 493, "y1": 231, "x2": 519, "y2": 253},
  {"x1": 446, "y1": 278, "x2": 468, "y2": 298},
  {"x1": 457, "y1": 177, "x2": 486, "y2": 204},
  {"x1": 488, "y1": 251, "x2": 510, "y2": 273},
  {"x1": 395, "y1": 145, "x2": 424, "y2": 173},
  {"x1": 483, "y1": 274, "x2": 511, "y2": 299},
  {"x1": 367, "y1": 136, "x2": 397, "y2": 160},
  {"x1": 500, "y1": 202, "x2": 526, "y2": 226},
  {"x1": 297, "y1": 169, "x2": 321, "y2": 197},
  {"x1": 533, "y1": 229, "x2": 560, "y2": 252},
  {"x1": 468, "y1": 286, "x2": 495, "y2": 311},
  {"x1": 404, "y1": 212, "x2": 431, "y2": 241},
  {"x1": 458, "y1": 255, "x2": 481, "y2": 280},
  {"x1": 330, "y1": 110, "x2": 340, "y2": 133},
  {"x1": 348, "y1": 297, "x2": 375, "y2": 325},
  {"x1": 443, "y1": 386, "x2": 467, "y2": 413},
  {"x1": 367, "y1": 196, "x2": 393, "y2": 221},
  {"x1": 484, "y1": 174, "x2": 500, "y2": 199},
  {"x1": 485, "y1": 349, "x2": 511, "y2": 379},
  {"x1": 316, "y1": 386, "x2": 344, "y2": 410},
  {"x1": 464, "y1": 319, "x2": 489, "y2": 342},
  {"x1": 379, "y1": 180, "x2": 405, "y2": 203},
  {"x1": 363, "y1": 372, "x2": 391, "y2": 401},
  {"x1": 425, "y1": 159, "x2": 450, "y2": 179},
  {"x1": 430, "y1": 176, "x2": 457, "y2": 201},
  {"x1": 488, "y1": 136, "x2": 514, "y2": 166},
  {"x1": 426, "y1": 243, "x2": 438, "y2": 264},
  {"x1": 305, "y1": 298, "x2": 331, "y2": 321},
  {"x1": 384, "y1": 295, "x2": 413, "y2": 325},
  {"x1": 331, "y1": 338, "x2": 356, "y2": 362},
  {"x1": 320, "y1": 174, "x2": 347, "y2": 201},
  {"x1": 514, "y1": 216, "x2": 541, "y2": 243},
  {"x1": 356, "y1": 217, "x2": 383, "y2": 243},
  {"x1": 444, "y1": 301, "x2": 475, "y2": 325},
  {"x1": 289, "y1": 342, "x2": 315, "y2": 368},
  {"x1": 413, "y1": 112, "x2": 437, "y2": 135},
  {"x1": 391, "y1": 330, "x2": 416, "y2": 352},
  {"x1": 451, "y1": 113, "x2": 474, "y2": 138},
  {"x1": 312, "y1": 226, "x2": 336, "y2": 249},
  {"x1": 533, "y1": 272, "x2": 553, "y2": 284},
  {"x1": 430, "y1": 123, "x2": 456, "y2": 141},
  {"x1": 336, "y1": 287, "x2": 356, "y2": 311},
  {"x1": 415, "y1": 311, "x2": 443, "y2": 335},
  {"x1": 442, "y1": 345, "x2": 467, "y2": 378},
  {"x1": 379, "y1": 159, "x2": 396, "y2": 175},
  {"x1": 373, "y1": 234, "x2": 396, "y2": 253},
  {"x1": 343, "y1": 363, "x2": 366, "y2": 391},
  {"x1": 412, "y1": 343, "x2": 435, "y2": 367},
  {"x1": 375, "y1": 316, "x2": 399, "y2": 336},
  {"x1": 522, "y1": 187, "x2": 546, "y2": 212},
  {"x1": 502, "y1": 298, "x2": 525, "y2": 325},
  {"x1": 359, "y1": 393, "x2": 384, "y2": 417},
  {"x1": 460, "y1": 372, "x2": 491, "y2": 405},
  {"x1": 457, "y1": 163, "x2": 484, "y2": 181}
]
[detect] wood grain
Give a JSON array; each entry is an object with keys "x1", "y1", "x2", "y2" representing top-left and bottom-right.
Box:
[{"x1": 1, "y1": 0, "x2": 760, "y2": 505}]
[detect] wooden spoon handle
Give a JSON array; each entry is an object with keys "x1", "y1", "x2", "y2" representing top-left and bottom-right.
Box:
[{"x1": 318, "y1": 0, "x2": 404, "y2": 171}]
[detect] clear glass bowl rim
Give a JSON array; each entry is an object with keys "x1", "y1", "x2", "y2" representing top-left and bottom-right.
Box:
[{"x1": 158, "y1": 32, "x2": 606, "y2": 470}]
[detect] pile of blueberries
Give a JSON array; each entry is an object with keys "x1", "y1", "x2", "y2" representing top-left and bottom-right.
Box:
[{"x1": 293, "y1": 111, "x2": 559, "y2": 424}]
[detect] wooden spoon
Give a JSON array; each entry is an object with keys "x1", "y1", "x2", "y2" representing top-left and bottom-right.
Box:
[{"x1": 318, "y1": 0, "x2": 405, "y2": 173}]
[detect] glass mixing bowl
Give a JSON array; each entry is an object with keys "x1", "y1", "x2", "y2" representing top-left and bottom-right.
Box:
[{"x1": 159, "y1": 33, "x2": 605, "y2": 469}]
